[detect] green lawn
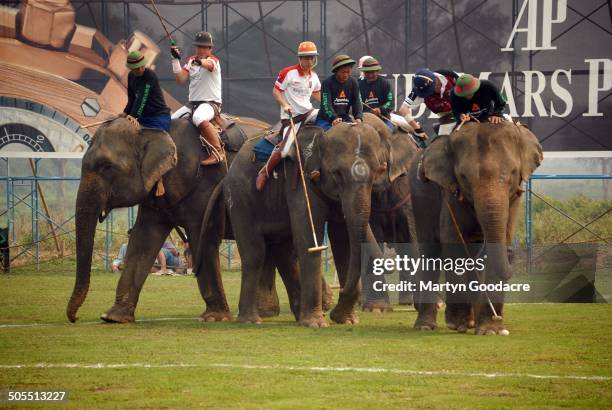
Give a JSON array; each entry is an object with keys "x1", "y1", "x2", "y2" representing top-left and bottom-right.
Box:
[{"x1": 0, "y1": 259, "x2": 611, "y2": 409}]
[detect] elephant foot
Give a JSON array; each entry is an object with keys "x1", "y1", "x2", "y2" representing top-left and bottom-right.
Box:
[
  {"x1": 398, "y1": 292, "x2": 414, "y2": 306},
  {"x1": 322, "y1": 287, "x2": 334, "y2": 313},
  {"x1": 236, "y1": 312, "x2": 262, "y2": 324},
  {"x1": 445, "y1": 304, "x2": 471, "y2": 333},
  {"x1": 413, "y1": 320, "x2": 436, "y2": 331},
  {"x1": 200, "y1": 309, "x2": 232, "y2": 322},
  {"x1": 446, "y1": 322, "x2": 468, "y2": 333},
  {"x1": 362, "y1": 302, "x2": 393, "y2": 313},
  {"x1": 258, "y1": 305, "x2": 280, "y2": 318},
  {"x1": 414, "y1": 311, "x2": 437, "y2": 331},
  {"x1": 100, "y1": 304, "x2": 135, "y2": 323},
  {"x1": 299, "y1": 313, "x2": 329, "y2": 328},
  {"x1": 329, "y1": 306, "x2": 359, "y2": 325},
  {"x1": 475, "y1": 319, "x2": 509, "y2": 336}
]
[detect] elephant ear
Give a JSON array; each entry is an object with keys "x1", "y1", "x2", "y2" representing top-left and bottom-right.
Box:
[
  {"x1": 421, "y1": 134, "x2": 457, "y2": 192},
  {"x1": 290, "y1": 126, "x2": 323, "y2": 177},
  {"x1": 387, "y1": 131, "x2": 419, "y2": 182},
  {"x1": 517, "y1": 125, "x2": 543, "y2": 181},
  {"x1": 139, "y1": 129, "x2": 178, "y2": 193}
]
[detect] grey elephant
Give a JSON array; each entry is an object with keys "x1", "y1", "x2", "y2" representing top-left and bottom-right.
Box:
[
  {"x1": 408, "y1": 121, "x2": 542, "y2": 335},
  {"x1": 363, "y1": 131, "x2": 422, "y2": 311},
  {"x1": 66, "y1": 117, "x2": 267, "y2": 323},
  {"x1": 218, "y1": 113, "x2": 412, "y2": 327}
]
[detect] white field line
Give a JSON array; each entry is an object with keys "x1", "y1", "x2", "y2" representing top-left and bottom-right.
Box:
[
  {"x1": 0, "y1": 317, "x2": 200, "y2": 329},
  {"x1": 0, "y1": 362, "x2": 609, "y2": 382}
]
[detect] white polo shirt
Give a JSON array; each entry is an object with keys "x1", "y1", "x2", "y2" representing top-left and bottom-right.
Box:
[
  {"x1": 182, "y1": 54, "x2": 222, "y2": 103},
  {"x1": 274, "y1": 64, "x2": 321, "y2": 119}
]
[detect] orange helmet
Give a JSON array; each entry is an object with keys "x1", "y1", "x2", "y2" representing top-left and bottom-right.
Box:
[{"x1": 297, "y1": 41, "x2": 318, "y2": 57}]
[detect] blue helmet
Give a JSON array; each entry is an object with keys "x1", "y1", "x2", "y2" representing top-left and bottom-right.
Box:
[{"x1": 413, "y1": 69, "x2": 436, "y2": 98}]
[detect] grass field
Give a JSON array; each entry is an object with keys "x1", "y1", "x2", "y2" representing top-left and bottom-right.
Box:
[{"x1": 1, "y1": 259, "x2": 611, "y2": 409}]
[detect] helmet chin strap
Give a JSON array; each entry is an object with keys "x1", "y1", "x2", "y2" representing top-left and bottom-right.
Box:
[{"x1": 299, "y1": 56, "x2": 318, "y2": 71}]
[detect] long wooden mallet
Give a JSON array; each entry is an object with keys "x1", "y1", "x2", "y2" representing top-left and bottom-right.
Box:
[
  {"x1": 149, "y1": 0, "x2": 176, "y2": 46},
  {"x1": 82, "y1": 117, "x2": 117, "y2": 128},
  {"x1": 288, "y1": 117, "x2": 327, "y2": 253}
]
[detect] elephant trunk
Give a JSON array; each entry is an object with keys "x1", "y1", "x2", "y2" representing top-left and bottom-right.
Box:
[
  {"x1": 342, "y1": 185, "x2": 377, "y2": 298},
  {"x1": 66, "y1": 172, "x2": 106, "y2": 322},
  {"x1": 474, "y1": 187, "x2": 512, "y2": 281}
]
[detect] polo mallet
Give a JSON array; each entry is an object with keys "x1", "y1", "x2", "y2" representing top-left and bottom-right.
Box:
[
  {"x1": 363, "y1": 102, "x2": 392, "y2": 122},
  {"x1": 446, "y1": 202, "x2": 502, "y2": 322},
  {"x1": 288, "y1": 117, "x2": 327, "y2": 253},
  {"x1": 149, "y1": 0, "x2": 176, "y2": 47},
  {"x1": 82, "y1": 117, "x2": 118, "y2": 128}
]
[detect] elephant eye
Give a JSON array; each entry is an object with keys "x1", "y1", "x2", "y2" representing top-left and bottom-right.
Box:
[{"x1": 97, "y1": 162, "x2": 114, "y2": 173}]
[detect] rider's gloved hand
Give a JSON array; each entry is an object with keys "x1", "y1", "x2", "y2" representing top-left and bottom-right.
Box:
[
  {"x1": 414, "y1": 128, "x2": 428, "y2": 140},
  {"x1": 170, "y1": 46, "x2": 181, "y2": 60}
]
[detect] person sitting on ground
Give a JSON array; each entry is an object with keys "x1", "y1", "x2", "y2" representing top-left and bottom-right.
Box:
[
  {"x1": 396, "y1": 68, "x2": 458, "y2": 139},
  {"x1": 450, "y1": 74, "x2": 507, "y2": 125},
  {"x1": 358, "y1": 57, "x2": 394, "y2": 130},
  {"x1": 184, "y1": 241, "x2": 192, "y2": 273},
  {"x1": 120, "y1": 50, "x2": 171, "y2": 196},
  {"x1": 315, "y1": 54, "x2": 363, "y2": 130},
  {"x1": 170, "y1": 31, "x2": 225, "y2": 166},
  {"x1": 111, "y1": 242, "x2": 128, "y2": 272},
  {"x1": 255, "y1": 41, "x2": 321, "y2": 191},
  {"x1": 153, "y1": 238, "x2": 181, "y2": 275}
]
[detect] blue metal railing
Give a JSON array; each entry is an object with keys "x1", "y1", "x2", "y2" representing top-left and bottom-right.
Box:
[{"x1": 525, "y1": 173, "x2": 612, "y2": 271}]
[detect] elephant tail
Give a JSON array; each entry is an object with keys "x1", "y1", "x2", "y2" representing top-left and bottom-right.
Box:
[
  {"x1": 202, "y1": 180, "x2": 225, "y2": 235},
  {"x1": 191, "y1": 180, "x2": 226, "y2": 275}
]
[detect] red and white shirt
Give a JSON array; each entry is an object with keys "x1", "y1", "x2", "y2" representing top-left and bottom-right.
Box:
[
  {"x1": 274, "y1": 64, "x2": 321, "y2": 119},
  {"x1": 183, "y1": 54, "x2": 222, "y2": 103}
]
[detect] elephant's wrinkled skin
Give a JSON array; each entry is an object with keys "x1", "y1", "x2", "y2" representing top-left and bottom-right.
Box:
[
  {"x1": 364, "y1": 131, "x2": 421, "y2": 311},
  {"x1": 66, "y1": 118, "x2": 265, "y2": 323},
  {"x1": 408, "y1": 121, "x2": 542, "y2": 335},
  {"x1": 222, "y1": 113, "x2": 412, "y2": 327}
]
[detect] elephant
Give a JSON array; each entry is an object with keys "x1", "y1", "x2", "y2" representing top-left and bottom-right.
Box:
[
  {"x1": 362, "y1": 131, "x2": 422, "y2": 311},
  {"x1": 219, "y1": 113, "x2": 412, "y2": 327},
  {"x1": 407, "y1": 121, "x2": 542, "y2": 335},
  {"x1": 66, "y1": 116, "x2": 269, "y2": 323}
]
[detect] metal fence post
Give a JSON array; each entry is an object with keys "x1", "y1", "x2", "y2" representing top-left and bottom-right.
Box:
[{"x1": 526, "y1": 176, "x2": 532, "y2": 273}]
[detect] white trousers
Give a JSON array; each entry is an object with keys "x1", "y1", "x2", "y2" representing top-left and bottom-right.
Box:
[{"x1": 171, "y1": 103, "x2": 216, "y2": 126}]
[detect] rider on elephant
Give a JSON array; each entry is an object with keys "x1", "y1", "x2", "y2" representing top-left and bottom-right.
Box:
[
  {"x1": 255, "y1": 41, "x2": 322, "y2": 191},
  {"x1": 170, "y1": 31, "x2": 225, "y2": 166},
  {"x1": 120, "y1": 50, "x2": 171, "y2": 197},
  {"x1": 314, "y1": 55, "x2": 363, "y2": 130},
  {"x1": 396, "y1": 68, "x2": 458, "y2": 138},
  {"x1": 358, "y1": 57, "x2": 394, "y2": 131},
  {"x1": 451, "y1": 74, "x2": 507, "y2": 125}
]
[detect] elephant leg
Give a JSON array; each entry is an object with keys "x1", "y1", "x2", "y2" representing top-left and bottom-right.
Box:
[
  {"x1": 288, "y1": 196, "x2": 328, "y2": 328},
  {"x1": 362, "y1": 219, "x2": 392, "y2": 312},
  {"x1": 177, "y1": 212, "x2": 232, "y2": 322},
  {"x1": 273, "y1": 242, "x2": 301, "y2": 320},
  {"x1": 327, "y1": 220, "x2": 349, "y2": 288},
  {"x1": 474, "y1": 301, "x2": 508, "y2": 335},
  {"x1": 473, "y1": 268, "x2": 508, "y2": 335},
  {"x1": 196, "y1": 239, "x2": 232, "y2": 322},
  {"x1": 257, "y1": 249, "x2": 280, "y2": 318},
  {"x1": 330, "y1": 225, "x2": 380, "y2": 325},
  {"x1": 235, "y1": 236, "x2": 266, "y2": 324},
  {"x1": 413, "y1": 242, "x2": 440, "y2": 331},
  {"x1": 440, "y1": 200, "x2": 479, "y2": 333},
  {"x1": 102, "y1": 207, "x2": 171, "y2": 323},
  {"x1": 321, "y1": 275, "x2": 334, "y2": 313}
]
